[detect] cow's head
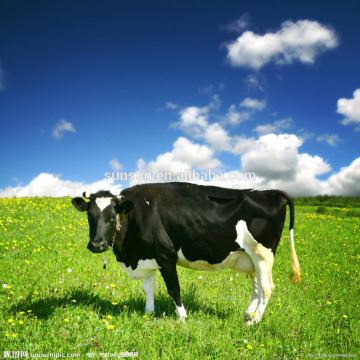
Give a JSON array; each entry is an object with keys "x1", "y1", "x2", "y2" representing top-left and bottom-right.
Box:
[{"x1": 71, "y1": 191, "x2": 133, "y2": 253}]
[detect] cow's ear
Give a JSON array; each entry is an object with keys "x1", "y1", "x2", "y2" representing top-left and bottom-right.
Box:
[
  {"x1": 71, "y1": 197, "x2": 89, "y2": 212},
  {"x1": 117, "y1": 200, "x2": 134, "y2": 215}
]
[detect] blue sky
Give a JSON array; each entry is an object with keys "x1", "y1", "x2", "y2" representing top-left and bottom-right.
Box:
[{"x1": 1, "y1": 0, "x2": 360, "y2": 197}]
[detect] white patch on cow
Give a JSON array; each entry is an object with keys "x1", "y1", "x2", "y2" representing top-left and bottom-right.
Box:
[
  {"x1": 95, "y1": 197, "x2": 112, "y2": 212},
  {"x1": 175, "y1": 303, "x2": 187, "y2": 322},
  {"x1": 118, "y1": 259, "x2": 160, "y2": 280},
  {"x1": 142, "y1": 272, "x2": 156, "y2": 314},
  {"x1": 235, "y1": 220, "x2": 274, "y2": 325},
  {"x1": 84, "y1": 192, "x2": 92, "y2": 198},
  {"x1": 144, "y1": 198, "x2": 150, "y2": 206},
  {"x1": 176, "y1": 248, "x2": 255, "y2": 274}
]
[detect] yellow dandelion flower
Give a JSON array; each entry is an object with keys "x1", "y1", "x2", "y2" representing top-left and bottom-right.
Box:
[
  {"x1": 106, "y1": 315, "x2": 112, "y2": 319},
  {"x1": 110, "y1": 284, "x2": 116, "y2": 288},
  {"x1": 246, "y1": 344, "x2": 252, "y2": 350},
  {"x1": 72, "y1": 300, "x2": 76, "y2": 303},
  {"x1": 260, "y1": 344, "x2": 265, "y2": 347},
  {"x1": 111, "y1": 302, "x2": 118, "y2": 305},
  {"x1": 343, "y1": 315, "x2": 348, "y2": 319},
  {"x1": 64, "y1": 318, "x2": 69, "y2": 322},
  {"x1": 107, "y1": 325, "x2": 114, "y2": 330},
  {"x1": 19, "y1": 312, "x2": 25, "y2": 315},
  {"x1": 251, "y1": 313, "x2": 256, "y2": 317},
  {"x1": 326, "y1": 301, "x2": 331, "y2": 305},
  {"x1": 18, "y1": 320, "x2": 24, "y2": 325},
  {"x1": 8, "y1": 319, "x2": 14, "y2": 323}
]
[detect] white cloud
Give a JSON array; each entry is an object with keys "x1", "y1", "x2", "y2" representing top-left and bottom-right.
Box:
[
  {"x1": 223, "y1": 98, "x2": 265, "y2": 126},
  {"x1": 226, "y1": 19, "x2": 339, "y2": 69},
  {"x1": 198, "y1": 84, "x2": 214, "y2": 94},
  {"x1": 337, "y1": 89, "x2": 360, "y2": 130},
  {"x1": 239, "y1": 134, "x2": 333, "y2": 196},
  {"x1": 203, "y1": 123, "x2": 232, "y2": 151},
  {"x1": 324, "y1": 158, "x2": 360, "y2": 195},
  {"x1": 317, "y1": 133, "x2": 342, "y2": 146},
  {"x1": 241, "y1": 134, "x2": 303, "y2": 181},
  {"x1": 244, "y1": 74, "x2": 264, "y2": 92},
  {"x1": 144, "y1": 137, "x2": 221, "y2": 175},
  {"x1": 176, "y1": 106, "x2": 209, "y2": 137},
  {"x1": 0, "y1": 173, "x2": 122, "y2": 198},
  {"x1": 53, "y1": 119, "x2": 76, "y2": 139},
  {"x1": 174, "y1": 96, "x2": 231, "y2": 150},
  {"x1": 157, "y1": 102, "x2": 179, "y2": 112},
  {"x1": 254, "y1": 118, "x2": 292, "y2": 136},
  {"x1": 231, "y1": 136, "x2": 256, "y2": 155},
  {"x1": 165, "y1": 102, "x2": 179, "y2": 110},
  {"x1": 109, "y1": 158, "x2": 123, "y2": 171},
  {"x1": 225, "y1": 105, "x2": 251, "y2": 125},
  {"x1": 150, "y1": 95, "x2": 359, "y2": 196},
  {"x1": 221, "y1": 13, "x2": 251, "y2": 33},
  {"x1": 240, "y1": 97, "x2": 266, "y2": 111}
]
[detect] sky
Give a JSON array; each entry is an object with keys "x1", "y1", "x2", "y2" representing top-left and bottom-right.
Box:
[{"x1": 1, "y1": 0, "x2": 360, "y2": 197}]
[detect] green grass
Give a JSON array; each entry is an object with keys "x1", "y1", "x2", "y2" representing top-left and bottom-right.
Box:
[{"x1": 1, "y1": 197, "x2": 359, "y2": 359}]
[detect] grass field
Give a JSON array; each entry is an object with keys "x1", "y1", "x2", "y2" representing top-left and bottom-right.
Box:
[{"x1": 0, "y1": 197, "x2": 359, "y2": 359}]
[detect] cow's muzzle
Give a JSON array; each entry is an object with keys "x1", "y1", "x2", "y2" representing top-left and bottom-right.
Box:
[{"x1": 87, "y1": 240, "x2": 108, "y2": 253}]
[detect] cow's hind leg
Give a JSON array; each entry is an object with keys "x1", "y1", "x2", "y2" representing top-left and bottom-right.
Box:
[
  {"x1": 158, "y1": 261, "x2": 187, "y2": 322},
  {"x1": 243, "y1": 274, "x2": 258, "y2": 320},
  {"x1": 230, "y1": 252, "x2": 258, "y2": 320},
  {"x1": 236, "y1": 220, "x2": 274, "y2": 325},
  {"x1": 142, "y1": 271, "x2": 156, "y2": 314}
]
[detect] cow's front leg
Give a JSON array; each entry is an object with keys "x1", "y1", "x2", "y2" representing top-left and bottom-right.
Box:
[
  {"x1": 159, "y1": 262, "x2": 187, "y2": 322},
  {"x1": 141, "y1": 271, "x2": 156, "y2": 314}
]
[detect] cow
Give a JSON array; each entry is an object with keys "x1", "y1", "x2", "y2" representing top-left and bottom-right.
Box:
[{"x1": 71, "y1": 182, "x2": 301, "y2": 325}]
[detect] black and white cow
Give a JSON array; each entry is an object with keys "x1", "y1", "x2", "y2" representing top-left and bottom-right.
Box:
[{"x1": 72, "y1": 182, "x2": 301, "y2": 325}]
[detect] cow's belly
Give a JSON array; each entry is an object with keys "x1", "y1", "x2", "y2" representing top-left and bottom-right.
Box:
[
  {"x1": 176, "y1": 248, "x2": 255, "y2": 273},
  {"x1": 118, "y1": 259, "x2": 159, "y2": 280}
]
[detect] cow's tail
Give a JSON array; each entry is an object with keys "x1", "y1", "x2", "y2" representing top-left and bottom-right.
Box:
[{"x1": 282, "y1": 192, "x2": 301, "y2": 283}]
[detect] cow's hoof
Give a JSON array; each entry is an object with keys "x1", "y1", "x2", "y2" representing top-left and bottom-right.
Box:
[
  {"x1": 243, "y1": 311, "x2": 252, "y2": 320},
  {"x1": 178, "y1": 315, "x2": 187, "y2": 323},
  {"x1": 246, "y1": 313, "x2": 260, "y2": 325}
]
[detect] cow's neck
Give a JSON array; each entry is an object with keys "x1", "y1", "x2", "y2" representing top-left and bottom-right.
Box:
[{"x1": 112, "y1": 216, "x2": 128, "y2": 262}]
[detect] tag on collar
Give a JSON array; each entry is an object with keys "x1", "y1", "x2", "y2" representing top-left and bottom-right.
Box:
[{"x1": 120, "y1": 210, "x2": 125, "y2": 222}]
